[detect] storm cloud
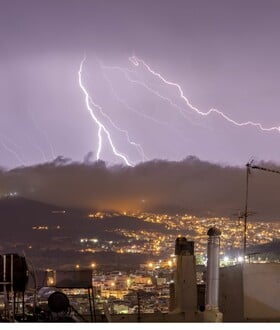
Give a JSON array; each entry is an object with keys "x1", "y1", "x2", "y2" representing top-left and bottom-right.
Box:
[{"x1": 1, "y1": 157, "x2": 279, "y2": 220}]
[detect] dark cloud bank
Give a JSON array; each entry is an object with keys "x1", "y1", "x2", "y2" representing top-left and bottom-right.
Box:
[{"x1": 1, "y1": 156, "x2": 280, "y2": 220}]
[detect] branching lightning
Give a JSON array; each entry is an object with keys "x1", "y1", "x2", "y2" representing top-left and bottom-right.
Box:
[
  {"x1": 28, "y1": 111, "x2": 56, "y2": 160},
  {"x1": 0, "y1": 135, "x2": 26, "y2": 166},
  {"x1": 101, "y1": 67, "x2": 194, "y2": 143},
  {"x1": 101, "y1": 69, "x2": 169, "y2": 129},
  {"x1": 129, "y1": 56, "x2": 280, "y2": 134},
  {"x1": 101, "y1": 63, "x2": 190, "y2": 120},
  {"x1": 87, "y1": 61, "x2": 147, "y2": 162},
  {"x1": 87, "y1": 94, "x2": 147, "y2": 163},
  {"x1": 25, "y1": 135, "x2": 48, "y2": 163},
  {"x1": 78, "y1": 57, "x2": 135, "y2": 167}
]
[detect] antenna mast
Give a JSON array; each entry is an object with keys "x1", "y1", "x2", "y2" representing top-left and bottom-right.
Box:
[
  {"x1": 243, "y1": 161, "x2": 280, "y2": 260},
  {"x1": 243, "y1": 162, "x2": 252, "y2": 258}
]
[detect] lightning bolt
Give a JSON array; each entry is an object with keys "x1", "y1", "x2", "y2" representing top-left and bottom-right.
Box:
[
  {"x1": 101, "y1": 63, "x2": 190, "y2": 119},
  {"x1": 129, "y1": 56, "x2": 280, "y2": 133},
  {"x1": 0, "y1": 135, "x2": 26, "y2": 166},
  {"x1": 25, "y1": 135, "x2": 48, "y2": 163},
  {"x1": 101, "y1": 69, "x2": 167, "y2": 127},
  {"x1": 101, "y1": 63, "x2": 208, "y2": 130},
  {"x1": 28, "y1": 111, "x2": 56, "y2": 160},
  {"x1": 78, "y1": 57, "x2": 134, "y2": 167},
  {"x1": 90, "y1": 102, "x2": 148, "y2": 163},
  {"x1": 100, "y1": 68, "x2": 195, "y2": 144}
]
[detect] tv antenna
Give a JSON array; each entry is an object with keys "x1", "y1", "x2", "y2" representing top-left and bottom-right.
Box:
[{"x1": 243, "y1": 160, "x2": 280, "y2": 259}]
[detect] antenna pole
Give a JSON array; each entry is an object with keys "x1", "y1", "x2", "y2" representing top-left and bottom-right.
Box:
[
  {"x1": 243, "y1": 161, "x2": 280, "y2": 260},
  {"x1": 243, "y1": 163, "x2": 250, "y2": 260}
]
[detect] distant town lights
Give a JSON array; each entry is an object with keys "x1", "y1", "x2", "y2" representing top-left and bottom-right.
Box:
[{"x1": 3, "y1": 191, "x2": 18, "y2": 198}]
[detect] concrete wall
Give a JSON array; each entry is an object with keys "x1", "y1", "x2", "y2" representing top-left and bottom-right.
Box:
[
  {"x1": 243, "y1": 263, "x2": 280, "y2": 321},
  {"x1": 174, "y1": 254, "x2": 197, "y2": 319},
  {"x1": 219, "y1": 264, "x2": 243, "y2": 322},
  {"x1": 219, "y1": 263, "x2": 280, "y2": 322}
]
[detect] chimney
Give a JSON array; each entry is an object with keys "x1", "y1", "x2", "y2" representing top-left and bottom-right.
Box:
[
  {"x1": 203, "y1": 227, "x2": 223, "y2": 322},
  {"x1": 173, "y1": 237, "x2": 197, "y2": 321}
]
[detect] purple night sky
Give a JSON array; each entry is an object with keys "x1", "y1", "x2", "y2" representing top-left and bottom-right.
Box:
[{"x1": 1, "y1": 0, "x2": 280, "y2": 169}]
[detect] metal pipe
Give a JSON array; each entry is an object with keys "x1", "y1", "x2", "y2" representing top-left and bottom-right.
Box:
[
  {"x1": 3, "y1": 255, "x2": 8, "y2": 318},
  {"x1": 205, "y1": 227, "x2": 221, "y2": 310},
  {"x1": 11, "y1": 254, "x2": 14, "y2": 321}
]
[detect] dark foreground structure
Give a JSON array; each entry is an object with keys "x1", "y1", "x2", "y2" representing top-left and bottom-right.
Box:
[{"x1": 0, "y1": 227, "x2": 279, "y2": 322}]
